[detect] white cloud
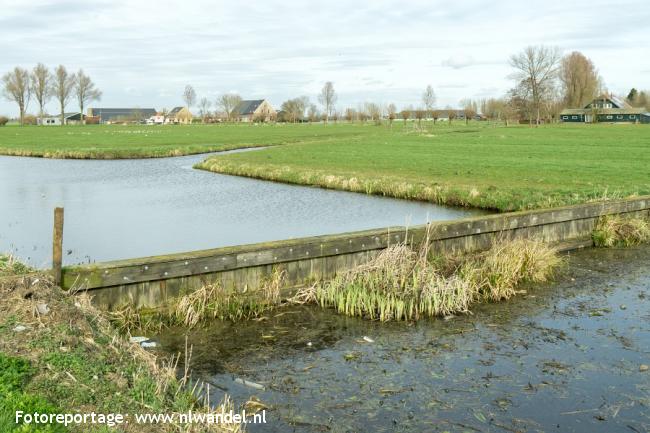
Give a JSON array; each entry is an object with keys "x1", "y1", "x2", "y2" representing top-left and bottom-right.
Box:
[
  {"x1": 0, "y1": 0, "x2": 649, "y2": 115},
  {"x1": 441, "y1": 55, "x2": 476, "y2": 69}
]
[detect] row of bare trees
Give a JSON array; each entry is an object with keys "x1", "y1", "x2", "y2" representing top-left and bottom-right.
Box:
[
  {"x1": 2, "y1": 64, "x2": 101, "y2": 126},
  {"x1": 178, "y1": 81, "x2": 339, "y2": 124}
]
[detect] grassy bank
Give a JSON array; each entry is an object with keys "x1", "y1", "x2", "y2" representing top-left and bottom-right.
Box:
[
  {"x1": 196, "y1": 123, "x2": 650, "y2": 211},
  {"x1": 0, "y1": 123, "x2": 364, "y2": 159},
  {"x1": 0, "y1": 269, "x2": 242, "y2": 432}
]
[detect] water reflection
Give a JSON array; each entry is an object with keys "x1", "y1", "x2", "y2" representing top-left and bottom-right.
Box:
[{"x1": 0, "y1": 151, "x2": 483, "y2": 267}]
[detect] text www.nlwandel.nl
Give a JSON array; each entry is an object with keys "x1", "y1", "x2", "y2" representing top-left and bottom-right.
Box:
[{"x1": 15, "y1": 410, "x2": 266, "y2": 428}]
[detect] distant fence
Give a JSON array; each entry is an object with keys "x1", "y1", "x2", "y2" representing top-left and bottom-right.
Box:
[{"x1": 61, "y1": 196, "x2": 650, "y2": 309}]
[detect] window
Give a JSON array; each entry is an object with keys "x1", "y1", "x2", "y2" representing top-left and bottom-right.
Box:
[
  {"x1": 562, "y1": 116, "x2": 569, "y2": 120},
  {"x1": 571, "y1": 116, "x2": 577, "y2": 119},
  {"x1": 617, "y1": 115, "x2": 623, "y2": 119},
  {"x1": 630, "y1": 115, "x2": 636, "y2": 119},
  {"x1": 606, "y1": 115, "x2": 613, "y2": 120}
]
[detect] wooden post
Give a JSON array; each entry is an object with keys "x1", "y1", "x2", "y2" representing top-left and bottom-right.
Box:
[{"x1": 52, "y1": 207, "x2": 64, "y2": 286}]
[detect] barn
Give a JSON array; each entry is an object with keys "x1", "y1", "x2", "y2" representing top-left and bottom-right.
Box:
[{"x1": 560, "y1": 96, "x2": 649, "y2": 124}]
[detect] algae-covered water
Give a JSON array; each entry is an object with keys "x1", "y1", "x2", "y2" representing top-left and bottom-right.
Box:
[{"x1": 156, "y1": 245, "x2": 650, "y2": 432}]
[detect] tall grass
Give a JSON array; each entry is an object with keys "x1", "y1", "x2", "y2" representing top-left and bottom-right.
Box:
[
  {"x1": 173, "y1": 268, "x2": 284, "y2": 326},
  {"x1": 592, "y1": 215, "x2": 650, "y2": 247},
  {"x1": 112, "y1": 268, "x2": 287, "y2": 333},
  {"x1": 0, "y1": 254, "x2": 33, "y2": 277},
  {"x1": 306, "y1": 237, "x2": 560, "y2": 321}
]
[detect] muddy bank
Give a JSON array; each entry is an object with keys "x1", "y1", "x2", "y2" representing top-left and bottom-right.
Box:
[{"x1": 156, "y1": 245, "x2": 650, "y2": 432}]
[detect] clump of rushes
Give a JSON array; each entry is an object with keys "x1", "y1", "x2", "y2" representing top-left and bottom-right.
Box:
[
  {"x1": 174, "y1": 268, "x2": 284, "y2": 326},
  {"x1": 462, "y1": 238, "x2": 562, "y2": 301},
  {"x1": 111, "y1": 269, "x2": 286, "y2": 333},
  {"x1": 592, "y1": 215, "x2": 650, "y2": 247},
  {"x1": 0, "y1": 254, "x2": 33, "y2": 277},
  {"x1": 308, "y1": 237, "x2": 560, "y2": 321}
]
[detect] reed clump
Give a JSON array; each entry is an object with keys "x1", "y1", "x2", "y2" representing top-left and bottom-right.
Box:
[
  {"x1": 111, "y1": 268, "x2": 286, "y2": 333},
  {"x1": 172, "y1": 267, "x2": 285, "y2": 327},
  {"x1": 463, "y1": 238, "x2": 562, "y2": 301},
  {"x1": 309, "y1": 237, "x2": 560, "y2": 321},
  {"x1": 592, "y1": 215, "x2": 650, "y2": 247}
]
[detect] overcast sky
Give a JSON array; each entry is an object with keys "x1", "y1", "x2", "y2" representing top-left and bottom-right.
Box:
[{"x1": 1, "y1": 0, "x2": 649, "y2": 116}]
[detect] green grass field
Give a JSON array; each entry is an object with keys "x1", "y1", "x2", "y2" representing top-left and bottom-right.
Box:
[
  {"x1": 195, "y1": 122, "x2": 650, "y2": 211},
  {"x1": 0, "y1": 123, "x2": 363, "y2": 158},
  {"x1": 1, "y1": 122, "x2": 648, "y2": 211}
]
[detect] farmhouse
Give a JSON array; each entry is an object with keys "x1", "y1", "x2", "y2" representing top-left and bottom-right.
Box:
[
  {"x1": 167, "y1": 107, "x2": 193, "y2": 124},
  {"x1": 560, "y1": 96, "x2": 650, "y2": 124},
  {"x1": 235, "y1": 99, "x2": 276, "y2": 122},
  {"x1": 38, "y1": 113, "x2": 84, "y2": 126},
  {"x1": 87, "y1": 107, "x2": 157, "y2": 124}
]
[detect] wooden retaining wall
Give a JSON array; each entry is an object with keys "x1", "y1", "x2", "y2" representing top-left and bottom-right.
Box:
[{"x1": 62, "y1": 196, "x2": 650, "y2": 309}]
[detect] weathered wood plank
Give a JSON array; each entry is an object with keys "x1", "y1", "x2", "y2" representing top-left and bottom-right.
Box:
[{"x1": 62, "y1": 196, "x2": 650, "y2": 291}]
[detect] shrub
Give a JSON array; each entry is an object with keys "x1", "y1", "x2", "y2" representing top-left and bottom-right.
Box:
[
  {"x1": 0, "y1": 116, "x2": 8, "y2": 126},
  {"x1": 593, "y1": 215, "x2": 650, "y2": 247}
]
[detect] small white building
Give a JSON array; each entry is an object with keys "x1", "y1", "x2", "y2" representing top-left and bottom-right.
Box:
[
  {"x1": 38, "y1": 113, "x2": 83, "y2": 126},
  {"x1": 147, "y1": 114, "x2": 166, "y2": 125}
]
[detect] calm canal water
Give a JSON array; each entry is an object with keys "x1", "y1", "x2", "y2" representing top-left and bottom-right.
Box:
[
  {"x1": 158, "y1": 245, "x2": 650, "y2": 433},
  {"x1": 0, "y1": 151, "x2": 482, "y2": 267}
]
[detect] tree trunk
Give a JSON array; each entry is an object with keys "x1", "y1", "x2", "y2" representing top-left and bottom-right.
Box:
[
  {"x1": 60, "y1": 102, "x2": 65, "y2": 126},
  {"x1": 81, "y1": 102, "x2": 85, "y2": 125}
]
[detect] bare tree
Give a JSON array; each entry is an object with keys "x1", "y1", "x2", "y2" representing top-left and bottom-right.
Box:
[
  {"x1": 422, "y1": 85, "x2": 436, "y2": 122},
  {"x1": 460, "y1": 99, "x2": 478, "y2": 124},
  {"x1": 216, "y1": 93, "x2": 242, "y2": 121},
  {"x1": 280, "y1": 97, "x2": 308, "y2": 123},
  {"x1": 560, "y1": 51, "x2": 601, "y2": 108},
  {"x1": 30, "y1": 63, "x2": 51, "y2": 124},
  {"x1": 387, "y1": 103, "x2": 396, "y2": 128},
  {"x1": 446, "y1": 106, "x2": 457, "y2": 125},
  {"x1": 365, "y1": 102, "x2": 382, "y2": 125},
  {"x1": 198, "y1": 97, "x2": 212, "y2": 122},
  {"x1": 414, "y1": 108, "x2": 425, "y2": 128},
  {"x1": 307, "y1": 104, "x2": 319, "y2": 123},
  {"x1": 182, "y1": 85, "x2": 196, "y2": 110},
  {"x1": 2, "y1": 67, "x2": 31, "y2": 126},
  {"x1": 52, "y1": 65, "x2": 75, "y2": 126},
  {"x1": 400, "y1": 107, "x2": 411, "y2": 124},
  {"x1": 74, "y1": 69, "x2": 101, "y2": 125},
  {"x1": 344, "y1": 108, "x2": 356, "y2": 123},
  {"x1": 509, "y1": 45, "x2": 561, "y2": 126},
  {"x1": 318, "y1": 81, "x2": 337, "y2": 123}
]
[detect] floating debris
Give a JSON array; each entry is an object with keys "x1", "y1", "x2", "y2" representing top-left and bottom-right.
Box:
[{"x1": 234, "y1": 377, "x2": 265, "y2": 390}]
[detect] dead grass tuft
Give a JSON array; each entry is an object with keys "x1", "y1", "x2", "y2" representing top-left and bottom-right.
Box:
[{"x1": 593, "y1": 215, "x2": 650, "y2": 247}]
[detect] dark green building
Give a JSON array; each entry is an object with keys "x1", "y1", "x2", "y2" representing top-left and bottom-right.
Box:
[{"x1": 560, "y1": 96, "x2": 650, "y2": 124}]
